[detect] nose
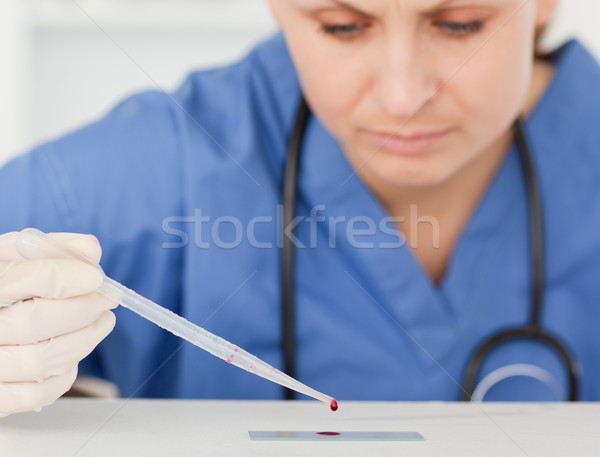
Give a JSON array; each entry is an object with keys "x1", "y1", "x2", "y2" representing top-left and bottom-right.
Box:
[{"x1": 374, "y1": 40, "x2": 438, "y2": 119}]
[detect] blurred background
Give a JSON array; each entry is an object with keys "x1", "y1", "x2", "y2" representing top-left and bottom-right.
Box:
[{"x1": 1, "y1": 0, "x2": 599, "y2": 167}]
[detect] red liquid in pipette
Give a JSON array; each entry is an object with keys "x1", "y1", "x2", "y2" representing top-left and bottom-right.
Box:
[{"x1": 330, "y1": 399, "x2": 338, "y2": 412}]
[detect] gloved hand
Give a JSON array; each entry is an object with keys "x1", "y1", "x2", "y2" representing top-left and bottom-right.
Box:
[{"x1": 0, "y1": 232, "x2": 117, "y2": 418}]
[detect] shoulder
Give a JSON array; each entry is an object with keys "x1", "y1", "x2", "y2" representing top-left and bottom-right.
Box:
[
  {"x1": 170, "y1": 33, "x2": 301, "y2": 177},
  {"x1": 33, "y1": 32, "x2": 301, "y2": 185},
  {"x1": 531, "y1": 39, "x2": 600, "y2": 150},
  {"x1": 0, "y1": 87, "x2": 185, "y2": 235},
  {"x1": 530, "y1": 39, "x2": 600, "y2": 177},
  {"x1": 174, "y1": 32, "x2": 300, "y2": 134},
  {"x1": 2, "y1": 33, "x2": 302, "y2": 229},
  {"x1": 529, "y1": 40, "x2": 600, "y2": 280}
]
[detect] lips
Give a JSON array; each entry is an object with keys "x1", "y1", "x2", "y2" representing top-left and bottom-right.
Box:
[{"x1": 365, "y1": 127, "x2": 453, "y2": 156}]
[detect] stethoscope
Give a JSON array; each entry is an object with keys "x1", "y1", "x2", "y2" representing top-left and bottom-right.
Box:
[{"x1": 281, "y1": 95, "x2": 580, "y2": 401}]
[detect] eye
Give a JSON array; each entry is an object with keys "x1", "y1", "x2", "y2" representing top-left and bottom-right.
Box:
[
  {"x1": 436, "y1": 20, "x2": 484, "y2": 37},
  {"x1": 320, "y1": 23, "x2": 369, "y2": 39}
]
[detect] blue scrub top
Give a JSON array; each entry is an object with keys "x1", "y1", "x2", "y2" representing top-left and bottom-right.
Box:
[{"x1": 1, "y1": 33, "x2": 600, "y2": 402}]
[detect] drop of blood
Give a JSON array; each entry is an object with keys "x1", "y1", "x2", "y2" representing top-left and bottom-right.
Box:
[
  {"x1": 330, "y1": 399, "x2": 338, "y2": 412},
  {"x1": 317, "y1": 432, "x2": 340, "y2": 436}
]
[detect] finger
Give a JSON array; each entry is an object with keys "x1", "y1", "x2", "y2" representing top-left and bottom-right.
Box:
[
  {"x1": 0, "y1": 232, "x2": 20, "y2": 262},
  {"x1": 0, "y1": 366, "x2": 78, "y2": 417},
  {"x1": 0, "y1": 293, "x2": 118, "y2": 345},
  {"x1": 0, "y1": 232, "x2": 102, "y2": 264},
  {"x1": 48, "y1": 233, "x2": 103, "y2": 265},
  {"x1": 0, "y1": 310, "x2": 116, "y2": 382},
  {"x1": 0, "y1": 258, "x2": 104, "y2": 306}
]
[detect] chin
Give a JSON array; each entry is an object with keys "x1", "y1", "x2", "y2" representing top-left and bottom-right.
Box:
[
  {"x1": 377, "y1": 171, "x2": 450, "y2": 188},
  {"x1": 361, "y1": 155, "x2": 455, "y2": 189}
]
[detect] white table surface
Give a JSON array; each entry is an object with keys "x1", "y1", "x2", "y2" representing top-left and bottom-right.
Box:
[{"x1": 1, "y1": 399, "x2": 599, "y2": 457}]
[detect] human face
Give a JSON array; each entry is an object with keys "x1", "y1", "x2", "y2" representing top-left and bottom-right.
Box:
[{"x1": 269, "y1": 0, "x2": 557, "y2": 188}]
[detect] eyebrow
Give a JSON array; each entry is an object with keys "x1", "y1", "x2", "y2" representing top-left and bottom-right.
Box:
[
  {"x1": 427, "y1": 0, "x2": 498, "y2": 11},
  {"x1": 318, "y1": 0, "x2": 493, "y2": 17},
  {"x1": 319, "y1": 0, "x2": 375, "y2": 18}
]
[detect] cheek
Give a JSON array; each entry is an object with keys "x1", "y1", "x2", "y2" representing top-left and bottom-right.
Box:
[
  {"x1": 448, "y1": 36, "x2": 533, "y2": 149},
  {"x1": 459, "y1": 22, "x2": 534, "y2": 116},
  {"x1": 284, "y1": 29, "x2": 369, "y2": 130}
]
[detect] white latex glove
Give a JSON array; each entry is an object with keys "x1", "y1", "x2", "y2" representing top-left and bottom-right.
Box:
[{"x1": 0, "y1": 232, "x2": 117, "y2": 418}]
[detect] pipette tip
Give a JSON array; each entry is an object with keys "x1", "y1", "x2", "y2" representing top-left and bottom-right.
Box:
[{"x1": 330, "y1": 399, "x2": 338, "y2": 412}]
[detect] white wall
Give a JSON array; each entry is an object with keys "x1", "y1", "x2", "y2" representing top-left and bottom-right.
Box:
[
  {"x1": 541, "y1": 0, "x2": 600, "y2": 55},
  {"x1": 1, "y1": 0, "x2": 277, "y2": 165},
  {"x1": 1, "y1": 0, "x2": 600, "y2": 167},
  {"x1": 0, "y1": 0, "x2": 32, "y2": 165}
]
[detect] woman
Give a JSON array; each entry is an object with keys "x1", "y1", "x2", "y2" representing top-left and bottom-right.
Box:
[{"x1": 1, "y1": 0, "x2": 600, "y2": 417}]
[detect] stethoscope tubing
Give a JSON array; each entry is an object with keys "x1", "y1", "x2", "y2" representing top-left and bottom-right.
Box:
[{"x1": 281, "y1": 96, "x2": 579, "y2": 401}]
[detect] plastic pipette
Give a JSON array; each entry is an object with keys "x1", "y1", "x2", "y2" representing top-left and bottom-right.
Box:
[{"x1": 16, "y1": 228, "x2": 337, "y2": 410}]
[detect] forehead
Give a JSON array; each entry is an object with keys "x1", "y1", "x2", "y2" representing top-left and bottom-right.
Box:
[{"x1": 291, "y1": 0, "x2": 510, "y2": 10}]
